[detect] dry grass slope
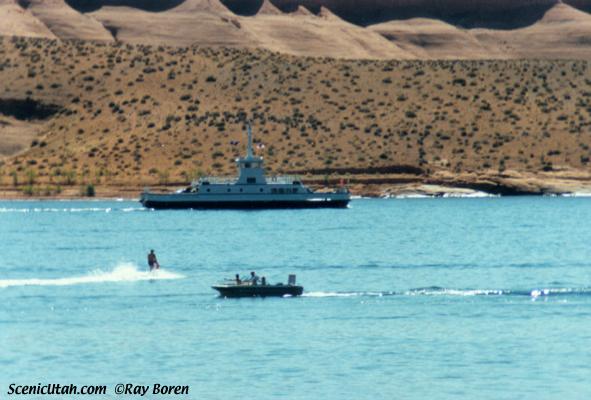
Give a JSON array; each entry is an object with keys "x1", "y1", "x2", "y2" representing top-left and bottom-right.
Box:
[{"x1": 0, "y1": 37, "x2": 591, "y2": 196}]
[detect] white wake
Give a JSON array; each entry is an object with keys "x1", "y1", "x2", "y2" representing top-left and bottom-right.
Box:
[{"x1": 0, "y1": 263, "x2": 184, "y2": 289}]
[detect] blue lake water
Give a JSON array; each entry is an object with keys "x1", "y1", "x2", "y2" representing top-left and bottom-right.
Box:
[{"x1": 1, "y1": 198, "x2": 590, "y2": 399}]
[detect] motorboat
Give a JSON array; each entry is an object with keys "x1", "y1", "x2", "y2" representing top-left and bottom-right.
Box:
[{"x1": 212, "y1": 274, "x2": 304, "y2": 298}]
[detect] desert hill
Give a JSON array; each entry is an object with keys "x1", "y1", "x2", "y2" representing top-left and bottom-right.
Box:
[
  {"x1": 81, "y1": 0, "x2": 411, "y2": 59},
  {"x1": 257, "y1": 0, "x2": 282, "y2": 15},
  {"x1": 243, "y1": 0, "x2": 591, "y2": 27},
  {"x1": 0, "y1": 0, "x2": 56, "y2": 38},
  {"x1": 370, "y1": 2, "x2": 591, "y2": 59},
  {"x1": 0, "y1": 0, "x2": 591, "y2": 59},
  {"x1": 22, "y1": 0, "x2": 114, "y2": 41},
  {"x1": 239, "y1": 4, "x2": 410, "y2": 59},
  {"x1": 1, "y1": 37, "x2": 590, "y2": 197},
  {"x1": 471, "y1": 3, "x2": 591, "y2": 60},
  {"x1": 266, "y1": 0, "x2": 559, "y2": 27},
  {"x1": 369, "y1": 18, "x2": 504, "y2": 60},
  {"x1": 88, "y1": 0, "x2": 251, "y2": 48}
]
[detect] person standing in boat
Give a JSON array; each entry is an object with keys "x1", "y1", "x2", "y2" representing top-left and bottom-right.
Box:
[
  {"x1": 148, "y1": 249, "x2": 160, "y2": 271},
  {"x1": 250, "y1": 271, "x2": 259, "y2": 285}
]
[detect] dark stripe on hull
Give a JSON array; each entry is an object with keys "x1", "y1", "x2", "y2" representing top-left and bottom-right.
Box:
[{"x1": 141, "y1": 199, "x2": 350, "y2": 210}]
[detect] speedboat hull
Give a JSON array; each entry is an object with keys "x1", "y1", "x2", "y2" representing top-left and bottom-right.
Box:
[{"x1": 212, "y1": 284, "x2": 304, "y2": 298}]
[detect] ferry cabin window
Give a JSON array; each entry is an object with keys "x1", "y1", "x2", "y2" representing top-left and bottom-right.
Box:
[
  {"x1": 245, "y1": 163, "x2": 251, "y2": 168},
  {"x1": 271, "y1": 188, "x2": 298, "y2": 194},
  {"x1": 247, "y1": 177, "x2": 256, "y2": 184}
]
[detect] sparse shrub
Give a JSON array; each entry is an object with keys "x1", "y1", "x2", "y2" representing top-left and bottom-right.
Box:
[
  {"x1": 158, "y1": 170, "x2": 170, "y2": 185},
  {"x1": 63, "y1": 170, "x2": 76, "y2": 185},
  {"x1": 22, "y1": 185, "x2": 34, "y2": 196},
  {"x1": 25, "y1": 169, "x2": 36, "y2": 185},
  {"x1": 84, "y1": 184, "x2": 95, "y2": 197}
]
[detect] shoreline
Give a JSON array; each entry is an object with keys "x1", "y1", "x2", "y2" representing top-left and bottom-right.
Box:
[{"x1": 2, "y1": 170, "x2": 591, "y2": 200}]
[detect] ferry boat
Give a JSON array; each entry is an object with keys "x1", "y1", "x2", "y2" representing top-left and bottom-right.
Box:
[{"x1": 140, "y1": 125, "x2": 350, "y2": 209}]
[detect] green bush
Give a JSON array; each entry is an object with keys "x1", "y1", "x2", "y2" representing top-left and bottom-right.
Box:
[
  {"x1": 84, "y1": 184, "x2": 95, "y2": 197},
  {"x1": 22, "y1": 185, "x2": 34, "y2": 196}
]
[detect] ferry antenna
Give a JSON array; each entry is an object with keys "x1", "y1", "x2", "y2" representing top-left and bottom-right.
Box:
[{"x1": 247, "y1": 122, "x2": 254, "y2": 158}]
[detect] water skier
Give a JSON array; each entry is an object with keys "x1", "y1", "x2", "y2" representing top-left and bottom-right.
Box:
[{"x1": 148, "y1": 249, "x2": 160, "y2": 271}]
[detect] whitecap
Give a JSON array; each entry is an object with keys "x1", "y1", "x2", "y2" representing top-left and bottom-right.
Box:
[
  {"x1": 0, "y1": 263, "x2": 184, "y2": 289},
  {"x1": 562, "y1": 192, "x2": 591, "y2": 197},
  {"x1": 303, "y1": 291, "x2": 384, "y2": 298},
  {"x1": 303, "y1": 291, "x2": 362, "y2": 298},
  {"x1": 442, "y1": 191, "x2": 498, "y2": 198},
  {"x1": 391, "y1": 194, "x2": 431, "y2": 199}
]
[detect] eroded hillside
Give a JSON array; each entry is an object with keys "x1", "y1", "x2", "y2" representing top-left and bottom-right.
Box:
[
  {"x1": 2, "y1": 0, "x2": 591, "y2": 60},
  {"x1": 1, "y1": 37, "x2": 591, "y2": 196}
]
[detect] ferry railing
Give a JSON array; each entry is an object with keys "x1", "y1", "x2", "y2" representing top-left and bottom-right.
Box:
[
  {"x1": 193, "y1": 175, "x2": 303, "y2": 185},
  {"x1": 266, "y1": 175, "x2": 302, "y2": 184},
  {"x1": 195, "y1": 176, "x2": 238, "y2": 185}
]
